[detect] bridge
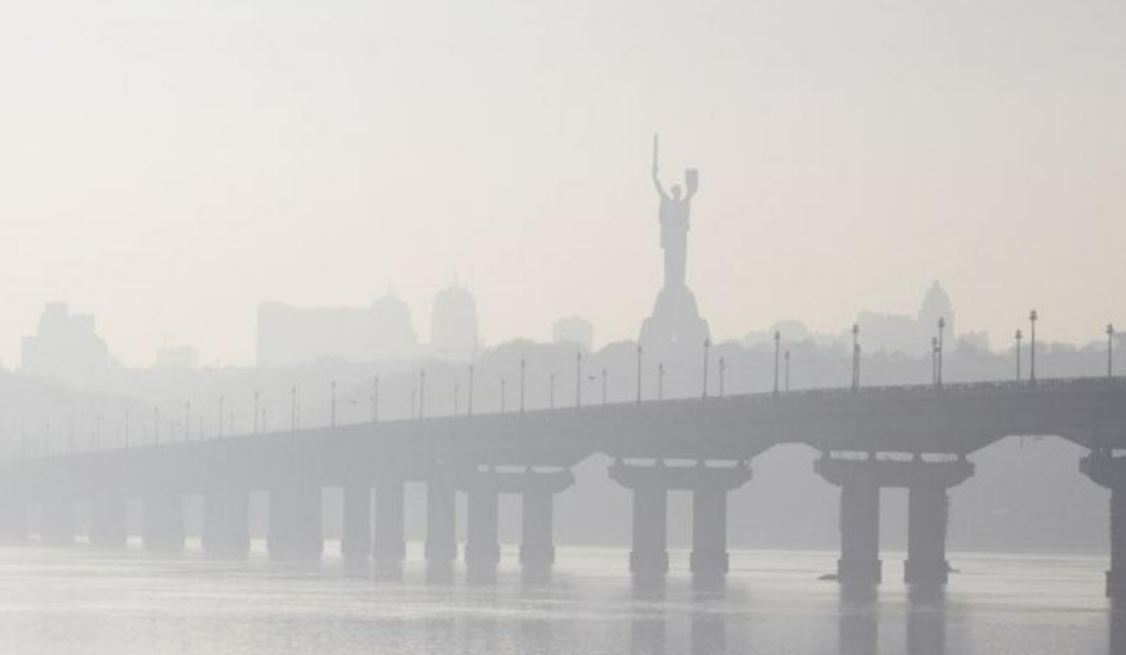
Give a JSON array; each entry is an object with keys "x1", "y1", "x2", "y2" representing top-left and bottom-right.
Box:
[{"x1": 2, "y1": 377, "x2": 1125, "y2": 595}]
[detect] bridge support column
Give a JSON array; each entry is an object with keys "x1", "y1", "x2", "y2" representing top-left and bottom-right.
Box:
[
  {"x1": 0, "y1": 496, "x2": 27, "y2": 541},
  {"x1": 143, "y1": 493, "x2": 185, "y2": 553},
  {"x1": 838, "y1": 480, "x2": 882, "y2": 585},
  {"x1": 39, "y1": 499, "x2": 74, "y2": 546},
  {"x1": 520, "y1": 490, "x2": 554, "y2": 574},
  {"x1": 203, "y1": 489, "x2": 250, "y2": 558},
  {"x1": 519, "y1": 470, "x2": 575, "y2": 579},
  {"x1": 374, "y1": 479, "x2": 406, "y2": 573},
  {"x1": 611, "y1": 460, "x2": 752, "y2": 581},
  {"x1": 690, "y1": 485, "x2": 729, "y2": 579},
  {"x1": 464, "y1": 485, "x2": 500, "y2": 582},
  {"x1": 905, "y1": 484, "x2": 950, "y2": 586},
  {"x1": 89, "y1": 495, "x2": 128, "y2": 548},
  {"x1": 1081, "y1": 453, "x2": 1126, "y2": 597},
  {"x1": 817, "y1": 454, "x2": 973, "y2": 587},
  {"x1": 268, "y1": 482, "x2": 323, "y2": 560},
  {"x1": 425, "y1": 477, "x2": 457, "y2": 572},
  {"x1": 341, "y1": 484, "x2": 372, "y2": 562}
]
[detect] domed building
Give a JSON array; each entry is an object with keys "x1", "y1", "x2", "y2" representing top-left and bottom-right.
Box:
[
  {"x1": 429, "y1": 284, "x2": 478, "y2": 355},
  {"x1": 918, "y1": 280, "x2": 955, "y2": 338},
  {"x1": 371, "y1": 291, "x2": 419, "y2": 360}
]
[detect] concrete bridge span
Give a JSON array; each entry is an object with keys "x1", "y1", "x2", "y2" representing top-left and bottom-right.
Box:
[{"x1": 1, "y1": 377, "x2": 1125, "y2": 594}]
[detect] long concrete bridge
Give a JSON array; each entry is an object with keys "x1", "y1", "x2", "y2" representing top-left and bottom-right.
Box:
[{"x1": 2, "y1": 378, "x2": 1126, "y2": 595}]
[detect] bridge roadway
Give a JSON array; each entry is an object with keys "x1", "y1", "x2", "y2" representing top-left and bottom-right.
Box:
[{"x1": 1, "y1": 377, "x2": 1125, "y2": 593}]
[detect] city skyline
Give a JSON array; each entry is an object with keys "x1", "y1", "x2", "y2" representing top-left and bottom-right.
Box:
[{"x1": 2, "y1": 1, "x2": 1124, "y2": 367}]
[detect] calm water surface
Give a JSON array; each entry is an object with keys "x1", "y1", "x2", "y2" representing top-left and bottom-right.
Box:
[{"x1": 0, "y1": 544, "x2": 1119, "y2": 655}]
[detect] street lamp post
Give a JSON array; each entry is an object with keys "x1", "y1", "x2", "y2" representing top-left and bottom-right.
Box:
[
  {"x1": 1029, "y1": 310, "x2": 1039, "y2": 384},
  {"x1": 658, "y1": 363, "x2": 665, "y2": 401},
  {"x1": 719, "y1": 356, "x2": 726, "y2": 398},
  {"x1": 702, "y1": 339, "x2": 711, "y2": 399},
  {"x1": 1109, "y1": 324, "x2": 1116, "y2": 379},
  {"x1": 851, "y1": 324, "x2": 860, "y2": 392},
  {"x1": 1015, "y1": 329, "x2": 1023, "y2": 383},
  {"x1": 931, "y1": 337, "x2": 939, "y2": 387},
  {"x1": 936, "y1": 317, "x2": 946, "y2": 389},
  {"x1": 468, "y1": 364, "x2": 475, "y2": 417},
  {"x1": 785, "y1": 350, "x2": 791, "y2": 393},
  {"x1": 773, "y1": 331, "x2": 781, "y2": 396}
]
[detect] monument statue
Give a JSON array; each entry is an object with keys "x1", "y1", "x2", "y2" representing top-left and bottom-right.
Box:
[
  {"x1": 651, "y1": 135, "x2": 698, "y2": 290},
  {"x1": 639, "y1": 135, "x2": 711, "y2": 355}
]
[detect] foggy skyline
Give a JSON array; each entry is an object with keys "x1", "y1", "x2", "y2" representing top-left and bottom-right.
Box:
[{"x1": 2, "y1": 0, "x2": 1124, "y2": 368}]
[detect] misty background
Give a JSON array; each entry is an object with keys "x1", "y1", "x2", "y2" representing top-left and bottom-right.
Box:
[
  {"x1": 0, "y1": 0, "x2": 1124, "y2": 558},
  {"x1": 1, "y1": 0, "x2": 1125, "y2": 369}
]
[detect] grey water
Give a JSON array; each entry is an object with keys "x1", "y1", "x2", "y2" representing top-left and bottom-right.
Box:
[{"x1": 0, "y1": 544, "x2": 1118, "y2": 655}]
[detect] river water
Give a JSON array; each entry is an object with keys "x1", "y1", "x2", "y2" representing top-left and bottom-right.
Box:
[{"x1": 0, "y1": 543, "x2": 1118, "y2": 654}]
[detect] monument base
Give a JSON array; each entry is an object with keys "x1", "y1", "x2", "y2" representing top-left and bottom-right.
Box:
[{"x1": 639, "y1": 285, "x2": 710, "y2": 354}]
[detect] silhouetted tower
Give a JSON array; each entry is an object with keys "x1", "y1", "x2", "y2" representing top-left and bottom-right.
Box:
[{"x1": 1029, "y1": 310, "x2": 1039, "y2": 384}]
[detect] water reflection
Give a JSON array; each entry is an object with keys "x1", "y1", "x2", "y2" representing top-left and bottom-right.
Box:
[
  {"x1": 1110, "y1": 599, "x2": 1126, "y2": 655},
  {"x1": 906, "y1": 587, "x2": 947, "y2": 655},
  {"x1": 630, "y1": 584, "x2": 667, "y2": 655},
  {"x1": 838, "y1": 585, "x2": 879, "y2": 655}
]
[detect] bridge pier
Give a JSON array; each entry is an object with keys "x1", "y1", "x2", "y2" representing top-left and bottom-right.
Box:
[
  {"x1": 374, "y1": 479, "x2": 406, "y2": 573},
  {"x1": 816, "y1": 454, "x2": 973, "y2": 587},
  {"x1": 203, "y1": 489, "x2": 251, "y2": 558},
  {"x1": 268, "y1": 482, "x2": 323, "y2": 560},
  {"x1": 39, "y1": 499, "x2": 75, "y2": 546},
  {"x1": 341, "y1": 484, "x2": 372, "y2": 562},
  {"x1": 610, "y1": 460, "x2": 752, "y2": 582},
  {"x1": 89, "y1": 495, "x2": 128, "y2": 548},
  {"x1": 1080, "y1": 453, "x2": 1126, "y2": 597},
  {"x1": 423, "y1": 477, "x2": 454, "y2": 576},
  {"x1": 453, "y1": 466, "x2": 574, "y2": 582},
  {"x1": 519, "y1": 470, "x2": 575, "y2": 579},
  {"x1": 143, "y1": 493, "x2": 185, "y2": 553},
  {"x1": 464, "y1": 484, "x2": 500, "y2": 582},
  {"x1": 0, "y1": 495, "x2": 28, "y2": 542},
  {"x1": 425, "y1": 477, "x2": 458, "y2": 574},
  {"x1": 905, "y1": 483, "x2": 951, "y2": 585}
]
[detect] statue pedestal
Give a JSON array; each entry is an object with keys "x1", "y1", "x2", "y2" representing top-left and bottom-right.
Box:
[{"x1": 639, "y1": 285, "x2": 711, "y2": 354}]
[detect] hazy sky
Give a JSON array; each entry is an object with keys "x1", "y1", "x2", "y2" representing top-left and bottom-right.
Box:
[{"x1": 1, "y1": 0, "x2": 1124, "y2": 367}]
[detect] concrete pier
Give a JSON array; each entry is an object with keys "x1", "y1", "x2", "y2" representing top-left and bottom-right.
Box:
[
  {"x1": 452, "y1": 467, "x2": 574, "y2": 581},
  {"x1": 1080, "y1": 453, "x2": 1126, "y2": 597},
  {"x1": 611, "y1": 460, "x2": 752, "y2": 581},
  {"x1": 0, "y1": 496, "x2": 27, "y2": 541},
  {"x1": 143, "y1": 493, "x2": 186, "y2": 553},
  {"x1": 905, "y1": 484, "x2": 950, "y2": 585},
  {"x1": 464, "y1": 485, "x2": 500, "y2": 582},
  {"x1": 202, "y1": 489, "x2": 251, "y2": 558},
  {"x1": 268, "y1": 483, "x2": 323, "y2": 560},
  {"x1": 425, "y1": 477, "x2": 458, "y2": 572},
  {"x1": 816, "y1": 454, "x2": 973, "y2": 587},
  {"x1": 520, "y1": 489, "x2": 555, "y2": 575},
  {"x1": 374, "y1": 479, "x2": 406, "y2": 573},
  {"x1": 88, "y1": 495, "x2": 128, "y2": 548},
  {"x1": 39, "y1": 498, "x2": 75, "y2": 546},
  {"x1": 518, "y1": 469, "x2": 575, "y2": 578},
  {"x1": 341, "y1": 484, "x2": 372, "y2": 562},
  {"x1": 838, "y1": 480, "x2": 882, "y2": 585}
]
